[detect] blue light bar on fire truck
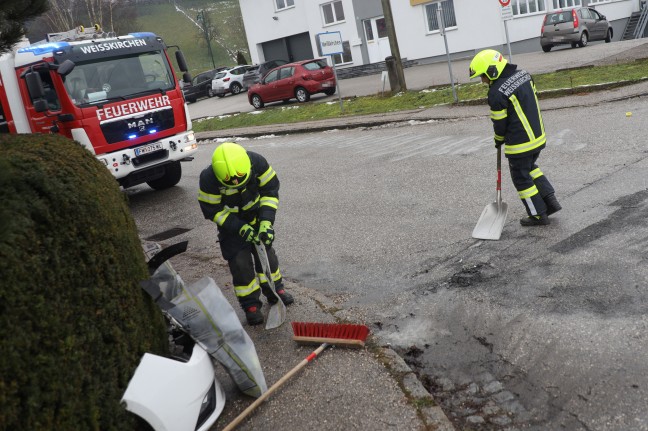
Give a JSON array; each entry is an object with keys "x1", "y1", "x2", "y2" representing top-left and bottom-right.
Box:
[
  {"x1": 17, "y1": 42, "x2": 71, "y2": 56},
  {"x1": 128, "y1": 32, "x2": 157, "y2": 38}
]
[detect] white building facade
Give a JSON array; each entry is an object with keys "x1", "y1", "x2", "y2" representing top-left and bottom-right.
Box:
[{"x1": 239, "y1": 0, "x2": 639, "y2": 69}]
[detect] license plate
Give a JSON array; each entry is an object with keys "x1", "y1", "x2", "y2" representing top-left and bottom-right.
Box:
[
  {"x1": 322, "y1": 82, "x2": 334, "y2": 88},
  {"x1": 135, "y1": 142, "x2": 163, "y2": 157}
]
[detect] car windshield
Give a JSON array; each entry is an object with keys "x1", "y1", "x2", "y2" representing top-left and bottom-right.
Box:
[
  {"x1": 546, "y1": 12, "x2": 573, "y2": 24},
  {"x1": 63, "y1": 51, "x2": 175, "y2": 106}
]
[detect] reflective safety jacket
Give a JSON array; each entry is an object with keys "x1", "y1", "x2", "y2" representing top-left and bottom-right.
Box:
[
  {"x1": 198, "y1": 151, "x2": 279, "y2": 234},
  {"x1": 488, "y1": 64, "x2": 546, "y2": 158}
]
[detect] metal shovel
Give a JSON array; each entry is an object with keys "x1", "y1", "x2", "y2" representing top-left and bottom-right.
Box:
[
  {"x1": 254, "y1": 243, "x2": 286, "y2": 329},
  {"x1": 472, "y1": 145, "x2": 509, "y2": 240}
]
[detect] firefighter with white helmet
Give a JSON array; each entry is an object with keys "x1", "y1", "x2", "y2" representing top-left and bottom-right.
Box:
[
  {"x1": 198, "y1": 142, "x2": 293, "y2": 325},
  {"x1": 470, "y1": 49, "x2": 561, "y2": 226}
]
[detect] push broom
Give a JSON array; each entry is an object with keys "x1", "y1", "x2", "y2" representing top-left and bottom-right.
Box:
[{"x1": 221, "y1": 321, "x2": 370, "y2": 431}]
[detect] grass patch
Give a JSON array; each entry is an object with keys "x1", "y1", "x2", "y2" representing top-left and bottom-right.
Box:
[{"x1": 193, "y1": 57, "x2": 648, "y2": 133}]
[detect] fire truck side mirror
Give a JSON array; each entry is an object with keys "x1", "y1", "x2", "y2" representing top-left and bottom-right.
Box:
[
  {"x1": 57, "y1": 60, "x2": 76, "y2": 77},
  {"x1": 183, "y1": 72, "x2": 191, "y2": 85},
  {"x1": 25, "y1": 71, "x2": 48, "y2": 113},
  {"x1": 175, "y1": 51, "x2": 189, "y2": 73}
]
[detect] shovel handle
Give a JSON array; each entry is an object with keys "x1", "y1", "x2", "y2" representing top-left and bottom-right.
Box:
[
  {"x1": 496, "y1": 145, "x2": 502, "y2": 191},
  {"x1": 496, "y1": 145, "x2": 503, "y2": 203},
  {"x1": 254, "y1": 243, "x2": 277, "y2": 292}
]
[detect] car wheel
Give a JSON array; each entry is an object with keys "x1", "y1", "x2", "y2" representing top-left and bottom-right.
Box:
[
  {"x1": 208, "y1": 88, "x2": 215, "y2": 97},
  {"x1": 251, "y1": 94, "x2": 264, "y2": 109},
  {"x1": 146, "y1": 161, "x2": 182, "y2": 190},
  {"x1": 324, "y1": 88, "x2": 336, "y2": 96},
  {"x1": 541, "y1": 44, "x2": 552, "y2": 52},
  {"x1": 295, "y1": 87, "x2": 310, "y2": 103},
  {"x1": 578, "y1": 32, "x2": 588, "y2": 48},
  {"x1": 231, "y1": 83, "x2": 242, "y2": 95},
  {"x1": 605, "y1": 29, "x2": 612, "y2": 43}
]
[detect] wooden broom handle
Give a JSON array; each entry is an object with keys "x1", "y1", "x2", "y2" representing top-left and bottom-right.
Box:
[{"x1": 221, "y1": 343, "x2": 328, "y2": 431}]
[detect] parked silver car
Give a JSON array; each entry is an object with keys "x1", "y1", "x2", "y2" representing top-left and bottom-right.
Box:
[{"x1": 540, "y1": 7, "x2": 612, "y2": 52}]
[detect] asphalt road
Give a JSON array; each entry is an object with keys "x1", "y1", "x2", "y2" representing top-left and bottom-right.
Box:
[
  {"x1": 127, "y1": 92, "x2": 648, "y2": 430},
  {"x1": 125, "y1": 39, "x2": 648, "y2": 430}
]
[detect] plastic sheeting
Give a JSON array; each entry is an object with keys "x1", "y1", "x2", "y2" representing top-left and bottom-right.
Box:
[{"x1": 142, "y1": 241, "x2": 267, "y2": 398}]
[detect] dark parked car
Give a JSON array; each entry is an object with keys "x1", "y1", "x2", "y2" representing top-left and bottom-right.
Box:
[
  {"x1": 182, "y1": 67, "x2": 227, "y2": 103},
  {"x1": 540, "y1": 7, "x2": 612, "y2": 52},
  {"x1": 247, "y1": 58, "x2": 336, "y2": 109},
  {"x1": 241, "y1": 59, "x2": 288, "y2": 90}
]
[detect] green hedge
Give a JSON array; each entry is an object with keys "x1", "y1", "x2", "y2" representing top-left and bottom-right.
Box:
[{"x1": 0, "y1": 134, "x2": 168, "y2": 430}]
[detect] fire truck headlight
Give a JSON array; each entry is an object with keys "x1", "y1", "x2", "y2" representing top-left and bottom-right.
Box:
[
  {"x1": 182, "y1": 143, "x2": 198, "y2": 152},
  {"x1": 185, "y1": 132, "x2": 195, "y2": 143},
  {"x1": 98, "y1": 158, "x2": 108, "y2": 166}
]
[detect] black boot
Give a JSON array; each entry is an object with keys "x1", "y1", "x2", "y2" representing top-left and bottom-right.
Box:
[
  {"x1": 520, "y1": 214, "x2": 550, "y2": 226},
  {"x1": 264, "y1": 285, "x2": 294, "y2": 305},
  {"x1": 276, "y1": 288, "x2": 294, "y2": 305},
  {"x1": 544, "y1": 193, "x2": 562, "y2": 216},
  {"x1": 244, "y1": 305, "x2": 264, "y2": 325}
]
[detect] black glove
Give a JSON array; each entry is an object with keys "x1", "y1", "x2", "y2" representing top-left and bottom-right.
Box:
[{"x1": 494, "y1": 139, "x2": 503, "y2": 149}]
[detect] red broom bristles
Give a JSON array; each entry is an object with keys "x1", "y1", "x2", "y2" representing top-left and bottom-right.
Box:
[{"x1": 291, "y1": 321, "x2": 370, "y2": 343}]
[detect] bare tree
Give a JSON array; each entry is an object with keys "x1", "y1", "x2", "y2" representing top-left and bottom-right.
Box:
[
  {"x1": 44, "y1": 0, "x2": 78, "y2": 31},
  {"x1": 26, "y1": 0, "x2": 137, "y2": 41}
]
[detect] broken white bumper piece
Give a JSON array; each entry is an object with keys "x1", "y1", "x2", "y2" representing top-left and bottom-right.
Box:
[{"x1": 121, "y1": 344, "x2": 225, "y2": 431}]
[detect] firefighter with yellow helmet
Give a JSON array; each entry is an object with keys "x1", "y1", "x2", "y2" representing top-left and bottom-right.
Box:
[
  {"x1": 198, "y1": 142, "x2": 293, "y2": 325},
  {"x1": 469, "y1": 49, "x2": 561, "y2": 226}
]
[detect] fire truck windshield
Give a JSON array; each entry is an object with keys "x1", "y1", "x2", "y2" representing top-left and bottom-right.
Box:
[{"x1": 63, "y1": 51, "x2": 175, "y2": 106}]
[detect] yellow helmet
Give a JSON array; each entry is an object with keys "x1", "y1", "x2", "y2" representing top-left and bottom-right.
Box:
[
  {"x1": 211, "y1": 142, "x2": 251, "y2": 188},
  {"x1": 469, "y1": 49, "x2": 507, "y2": 81}
]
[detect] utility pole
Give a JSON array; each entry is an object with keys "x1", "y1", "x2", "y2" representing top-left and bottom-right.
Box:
[{"x1": 381, "y1": 0, "x2": 406, "y2": 92}]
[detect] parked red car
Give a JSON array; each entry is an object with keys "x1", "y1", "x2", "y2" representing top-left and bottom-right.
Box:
[{"x1": 247, "y1": 59, "x2": 336, "y2": 109}]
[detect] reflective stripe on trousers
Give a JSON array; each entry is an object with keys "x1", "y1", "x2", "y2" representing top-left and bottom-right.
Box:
[{"x1": 508, "y1": 153, "x2": 555, "y2": 217}]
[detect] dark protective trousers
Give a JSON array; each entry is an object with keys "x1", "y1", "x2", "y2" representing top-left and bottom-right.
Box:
[
  {"x1": 508, "y1": 152, "x2": 556, "y2": 217},
  {"x1": 219, "y1": 229, "x2": 284, "y2": 309}
]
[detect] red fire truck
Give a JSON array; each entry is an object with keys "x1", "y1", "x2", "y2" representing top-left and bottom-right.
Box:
[{"x1": 0, "y1": 27, "x2": 197, "y2": 190}]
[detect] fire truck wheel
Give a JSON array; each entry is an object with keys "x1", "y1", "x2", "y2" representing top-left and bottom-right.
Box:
[{"x1": 146, "y1": 161, "x2": 182, "y2": 190}]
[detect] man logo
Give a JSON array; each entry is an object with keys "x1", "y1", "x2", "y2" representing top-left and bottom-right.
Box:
[{"x1": 127, "y1": 118, "x2": 154, "y2": 131}]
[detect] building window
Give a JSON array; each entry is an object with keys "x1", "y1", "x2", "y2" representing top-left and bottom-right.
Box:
[
  {"x1": 512, "y1": 0, "x2": 547, "y2": 15},
  {"x1": 332, "y1": 41, "x2": 352, "y2": 65},
  {"x1": 552, "y1": 0, "x2": 582, "y2": 7},
  {"x1": 376, "y1": 17, "x2": 388, "y2": 38},
  {"x1": 322, "y1": 1, "x2": 345, "y2": 25},
  {"x1": 275, "y1": 0, "x2": 294, "y2": 11},
  {"x1": 363, "y1": 20, "x2": 374, "y2": 42},
  {"x1": 425, "y1": 0, "x2": 457, "y2": 32},
  {"x1": 586, "y1": 0, "x2": 607, "y2": 3}
]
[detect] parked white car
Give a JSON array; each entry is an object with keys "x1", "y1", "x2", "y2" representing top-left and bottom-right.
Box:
[{"x1": 211, "y1": 65, "x2": 252, "y2": 97}]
